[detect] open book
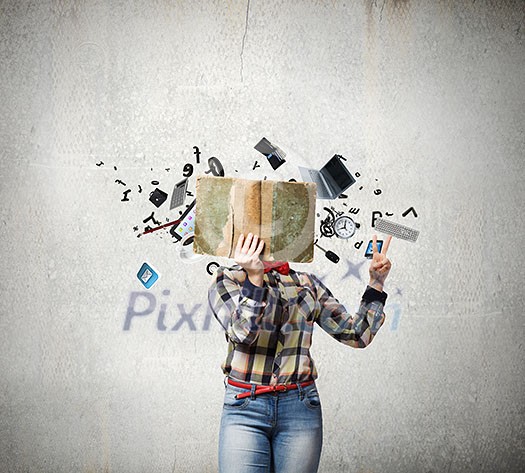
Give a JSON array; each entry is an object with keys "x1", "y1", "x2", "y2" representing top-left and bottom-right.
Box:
[{"x1": 193, "y1": 176, "x2": 317, "y2": 262}]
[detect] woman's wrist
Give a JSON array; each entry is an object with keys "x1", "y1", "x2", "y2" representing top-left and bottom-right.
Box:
[
  {"x1": 368, "y1": 278, "x2": 384, "y2": 292},
  {"x1": 247, "y1": 270, "x2": 264, "y2": 287}
]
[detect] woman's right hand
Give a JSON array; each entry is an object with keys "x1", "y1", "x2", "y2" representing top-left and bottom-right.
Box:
[{"x1": 234, "y1": 233, "x2": 265, "y2": 286}]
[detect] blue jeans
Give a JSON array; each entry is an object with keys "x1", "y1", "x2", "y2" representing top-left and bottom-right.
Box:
[{"x1": 219, "y1": 380, "x2": 323, "y2": 473}]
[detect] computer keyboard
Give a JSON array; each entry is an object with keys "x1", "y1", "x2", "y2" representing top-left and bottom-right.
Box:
[
  {"x1": 375, "y1": 218, "x2": 419, "y2": 242},
  {"x1": 308, "y1": 169, "x2": 325, "y2": 188}
]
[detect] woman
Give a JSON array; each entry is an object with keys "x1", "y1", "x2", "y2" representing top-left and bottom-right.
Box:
[{"x1": 208, "y1": 232, "x2": 393, "y2": 473}]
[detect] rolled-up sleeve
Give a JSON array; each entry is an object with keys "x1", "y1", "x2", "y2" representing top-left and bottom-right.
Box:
[
  {"x1": 208, "y1": 266, "x2": 268, "y2": 345},
  {"x1": 311, "y1": 275, "x2": 387, "y2": 349}
]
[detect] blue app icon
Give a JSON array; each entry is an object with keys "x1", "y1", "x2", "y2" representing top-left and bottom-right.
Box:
[
  {"x1": 364, "y1": 240, "x2": 383, "y2": 259},
  {"x1": 137, "y1": 262, "x2": 159, "y2": 289}
]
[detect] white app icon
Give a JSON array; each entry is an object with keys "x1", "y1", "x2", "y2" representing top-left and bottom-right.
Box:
[{"x1": 141, "y1": 269, "x2": 152, "y2": 283}]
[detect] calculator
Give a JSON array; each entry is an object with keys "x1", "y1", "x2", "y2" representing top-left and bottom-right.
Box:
[
  {"x1": 170, "y1": 178, "x2": 188, "y2": 210},
  {"x1": 170, "y1": 199, "x2": 196, "y2": 241}
]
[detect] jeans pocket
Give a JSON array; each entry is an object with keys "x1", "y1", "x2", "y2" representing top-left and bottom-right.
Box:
[
  {"x1": 303, "y1": 386, "x2": 322, "y2": 410},
  {"x1": 223, "y1": 387, "x2": 251, "y2": 410}
]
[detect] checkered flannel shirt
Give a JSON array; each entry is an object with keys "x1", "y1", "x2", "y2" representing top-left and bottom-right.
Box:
[{"x1": 208, "y1": 265, "x2": 388, "y2": 386}]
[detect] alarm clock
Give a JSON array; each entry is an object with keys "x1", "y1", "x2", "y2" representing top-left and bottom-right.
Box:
[{"x1": 334, "y1": 215, "x2": 358, "y2": 239}]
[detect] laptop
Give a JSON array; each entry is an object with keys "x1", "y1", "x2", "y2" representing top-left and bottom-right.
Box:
[{"x1": 298, "y1": 154, "x2": 356, "y2": 199}]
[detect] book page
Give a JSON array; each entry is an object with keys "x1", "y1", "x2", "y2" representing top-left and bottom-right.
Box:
[
  {"x1": 194, "y1": 176, "x2": 234, "y2": 257},
  {"x1": 270, "y1": 180, "x2": 316, "y2": 263}
]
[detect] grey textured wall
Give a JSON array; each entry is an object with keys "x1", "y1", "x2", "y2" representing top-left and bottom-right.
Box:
[{"x1": 1, "y1": 1, "x2": 524, "y2": 472}]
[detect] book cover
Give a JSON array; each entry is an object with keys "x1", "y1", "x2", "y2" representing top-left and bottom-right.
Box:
[{"x1": 193, "y1": 176, "x2": 317, "y2": 263}]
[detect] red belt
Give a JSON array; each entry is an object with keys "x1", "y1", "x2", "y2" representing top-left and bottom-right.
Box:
[{"x1": 228, "y1": 378, "x2": 315, "y2": 399}]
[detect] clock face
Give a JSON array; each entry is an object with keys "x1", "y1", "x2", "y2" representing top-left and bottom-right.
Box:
[{"x1": 334, "y1": 216, "x2": 357, "y2": 239}]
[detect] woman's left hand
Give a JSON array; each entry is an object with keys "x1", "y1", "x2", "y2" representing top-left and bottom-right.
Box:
[{"x1": 368, "y1": 234, "x2": 392, "y2": 291}]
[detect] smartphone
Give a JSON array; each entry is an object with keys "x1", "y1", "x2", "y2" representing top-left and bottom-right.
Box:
[
  {"x1": 267, "y1": 152, "x2": 286, "y2": 170},
  {"x1": 364, "y1": 239, "x2": 383, "y2": 259},
  {"x1": 170, "y1": 199, "x2": 196, "y2": 241}
]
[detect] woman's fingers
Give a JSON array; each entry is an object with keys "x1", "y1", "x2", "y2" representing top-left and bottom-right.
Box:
[
  {"x1": 239, "y1": 233, "x2": 264, "y2": 257},
  {"x1": 242, "y1": 233, "x2": 254, "y2": 253},
  {"x1": 382, "y1": 235, "x2": 392, "y2": 255},
  {"x1": 255, "y1": 238, "x2": 265, "y2": 256},
  {"x1": 235, "y1": 233, "x2": 245, "y2": 254},
  {"x1": 249, "y1": 234, "x2": 259, "y2": 254},
  {"x1": 235, "y1": 233, "x2": 265, "y2": 261},
  {"x1": 371, "y1": 258, "x2": 391, "y2": 272}
]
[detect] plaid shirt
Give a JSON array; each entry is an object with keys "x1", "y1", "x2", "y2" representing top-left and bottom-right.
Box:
[{"x1": 208, "y1": 265, "x2": 388, "y2": 386}]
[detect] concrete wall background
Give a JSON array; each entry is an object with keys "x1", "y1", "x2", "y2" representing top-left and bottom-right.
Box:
[{"x1": 1, "y1": 0, "x2": 524, "y2": 472}]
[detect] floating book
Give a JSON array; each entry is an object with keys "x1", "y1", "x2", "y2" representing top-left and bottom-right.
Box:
[{"x1": 194, "y1": 176, "x2": 317, "y2": 262}]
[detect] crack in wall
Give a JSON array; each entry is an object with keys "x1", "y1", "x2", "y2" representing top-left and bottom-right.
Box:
[
  {"x1": 380, "y1": 0, "x2": 386, "y2": 21},
  {"x1": 240, "y1": 0, "x2": 251, "y2": 82}
]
